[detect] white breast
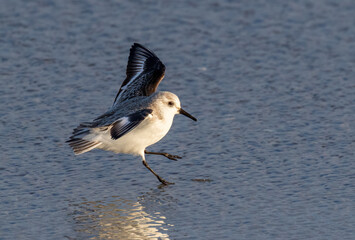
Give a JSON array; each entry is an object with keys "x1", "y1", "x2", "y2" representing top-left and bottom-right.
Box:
[{"x1": 92, "y1": 113, "x2": 175, "y2": 156}]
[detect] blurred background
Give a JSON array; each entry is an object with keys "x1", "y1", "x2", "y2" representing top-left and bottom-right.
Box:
[{"x1": 1, "y1": 0, "x2": 354, "y2": 239}]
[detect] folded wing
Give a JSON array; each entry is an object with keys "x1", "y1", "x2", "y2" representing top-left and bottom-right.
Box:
[{"x1": 110, "y1": 109, "x2": 153, "y2": 139}]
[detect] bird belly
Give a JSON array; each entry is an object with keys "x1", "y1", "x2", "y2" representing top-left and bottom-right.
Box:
[{"x1": 95, "y1": 117, "x2": 173, "y2": 156}]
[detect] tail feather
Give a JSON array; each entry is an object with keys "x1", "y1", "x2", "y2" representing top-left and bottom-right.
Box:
[
  {"x1": 67, "y1": 123, "x2": 103, "y2": 155},
  {"x1": 67, "y1": 138, "x2": 101, "y2": 155}
]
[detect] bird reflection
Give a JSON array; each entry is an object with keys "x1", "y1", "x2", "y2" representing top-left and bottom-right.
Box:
[{"x1": 70, "y1": 197, "x2": 170, "y2": 240}]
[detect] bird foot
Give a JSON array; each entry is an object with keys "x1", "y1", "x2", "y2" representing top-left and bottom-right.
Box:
[
  {"x1": 158, "y1": 177, "x2": 175, "y2": 185},
  {"x1": 162, "y1": 153, "x2": 182, "y2": 161},
  {"x1": 144, "y1": 151, "x2": 182, "y2": 161}
]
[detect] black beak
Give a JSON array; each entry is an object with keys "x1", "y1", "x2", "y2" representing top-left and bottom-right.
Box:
[{"x1": 179, "y1": 108, "x2": 197, "y2": 121}]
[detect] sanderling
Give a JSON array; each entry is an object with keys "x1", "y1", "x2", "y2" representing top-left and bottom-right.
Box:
[{"x1": 67, "y1": 43, "x2": 197, "y2": 185}]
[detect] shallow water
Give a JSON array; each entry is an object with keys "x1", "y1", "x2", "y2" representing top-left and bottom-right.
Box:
[{"x1": 1, "y1": 0, "x2": 354, "y2": 239}]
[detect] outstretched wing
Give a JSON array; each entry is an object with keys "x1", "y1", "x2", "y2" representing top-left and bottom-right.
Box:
[
  {"x1": 113, "y1": 43, "x2": 165, "y2": 105},
  {"x1": 110, "y1": 109, "x2": 153, "y2": 140}
]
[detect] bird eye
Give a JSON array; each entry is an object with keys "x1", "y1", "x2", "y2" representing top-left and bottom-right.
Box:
[{"x1": 168, "y1": 101, "x2": 174, "y2": 106}]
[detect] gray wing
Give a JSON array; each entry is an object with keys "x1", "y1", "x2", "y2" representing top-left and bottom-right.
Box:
[
  {"x1": 113, "y1": 43, "x2": 165, "y2": 105},
  {"x1": 110, "y1": 109, "x2": 153, "y2": 140}
]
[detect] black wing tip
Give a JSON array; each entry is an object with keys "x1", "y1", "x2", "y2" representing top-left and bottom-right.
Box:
[
  {"x1": 124, "y1": 43, "x2": 165, "y2": 87},
  {"x1": 145, "y1": 56, "x2": 165, "y2": 71},
  {"x1": 132, "y1": 43, "x2": 145, "y2": 48},
  {"x1": 129, "y1": 43, "x2": 160, "y2": 61},
  {"x1": 132, "y1": 43, "x2": 155, "y2": 55},
  {"x1": 129, "y1": 43, "x2": 165, "y2": 72}
]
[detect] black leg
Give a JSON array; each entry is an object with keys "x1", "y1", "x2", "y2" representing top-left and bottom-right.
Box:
[
  {"x1": 142, "y1": 159, "x2": 174, "y2": 185},
  {"x1": 144, "y1": 150, "x2": 182, "y2": 161}
]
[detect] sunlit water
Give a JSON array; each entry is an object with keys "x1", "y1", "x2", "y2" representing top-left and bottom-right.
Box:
[{"x1": 1, "y1": 0, "x2": 354, "y2": 239}]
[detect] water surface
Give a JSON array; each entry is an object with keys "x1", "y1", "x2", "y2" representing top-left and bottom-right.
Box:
[{"x1": 1, "y1": 0, "x2": 354, "y2": 239}]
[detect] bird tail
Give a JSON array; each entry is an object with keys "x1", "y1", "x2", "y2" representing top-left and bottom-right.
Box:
[{"x1": 67, "y1": 123, "x2": 102, "y2": 155}]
